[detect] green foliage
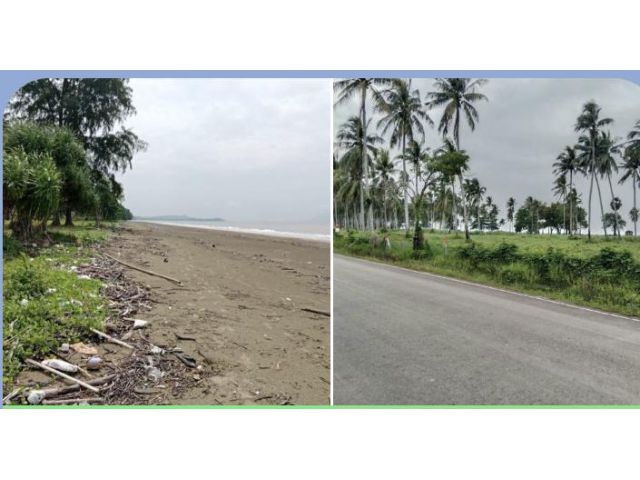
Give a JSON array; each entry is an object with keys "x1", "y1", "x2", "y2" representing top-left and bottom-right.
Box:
[
  {"x1": 2, "y1": 240, "x2": 108, "y2": 386},
  {"x1": 335, "y1": 230, "x2": 640, "y2": 317}
]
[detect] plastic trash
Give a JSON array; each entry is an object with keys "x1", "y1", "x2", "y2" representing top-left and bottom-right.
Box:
[
  {"x1": 133, "y1": 319, "x2": 148, "y2": 329},
  {"x1": 42, "y1": 359, "x2": 79, "y2": 373},
  {"x1": 59, "y1": 343, "x2": 70, "y2": 353},
  {"x1": 27, "y1": 390, "x2": 45, "y2": 405},
  {"x1": 86, "y1": 356, "x2": 102, "y2": 370}
]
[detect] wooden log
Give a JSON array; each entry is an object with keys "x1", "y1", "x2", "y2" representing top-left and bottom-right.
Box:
[
  {"x1": 39, "y1": 374, "x2": 115, "y2": 398},
  {"x1": 300, "y1": 307, "x2": 331, "y2": 317},
  {"x1": 42, "y1": 397, "x2": 104, "y2": 405},
  {"x1": 90, "y1": 328, "x2": 135, "y2": 349},
  {"x1": 25, "y1": 359, "x2": 100, "y2": 393},
  {"x1": 104, "y1": 253, "x2": 182, "y2": 284}
]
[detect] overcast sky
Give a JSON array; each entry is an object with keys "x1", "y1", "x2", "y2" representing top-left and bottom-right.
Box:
[
  {"x1": 118, "y1": 78, "x2": 330, "y2": 223},
  {"x1": 334, "y1": 78, "x2": 640, "y2": 229}
]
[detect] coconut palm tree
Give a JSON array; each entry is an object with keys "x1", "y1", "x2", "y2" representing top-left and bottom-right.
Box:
[
  {"x1": 619, "y1": 143, "x2": 640, "y2": 236},
  {"x1": 373, "y1": 149, "x2": 396, "y2": 229},
  {"x1": 575, "y1": 101, "x2": 613, "y2": 240},
  {"x1": 553, "y1": 146, "x2": 581, "y2": 235},
  {"x1": 335, "y1": 116, "x2": 382, "y2": 230},
  {"x1": 506, "y1": 197, "x2": 516, "y2": 232},
  {"x1": 334, "y1": 78, "x2": 392, "y2": 230},
  {"x1": 627, "y1": 119, "x2": 640, "y2": 149},
  {"x1": 377, "y1": 79, "x2": 432, "y2": 231},
  {"x1": 553, "y1": 174, "x2": 568, "y2": 233},
  {"x1": 425, "y1": 78, "x2": 488, "y2": 240},
  {"x1": 595, "y1": 131, "x2": 621, "y2": 236}
]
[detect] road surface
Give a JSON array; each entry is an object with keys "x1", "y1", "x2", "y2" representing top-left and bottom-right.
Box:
[{"x1": 333, "y1": 255, "x2": 640, "y2": 405}]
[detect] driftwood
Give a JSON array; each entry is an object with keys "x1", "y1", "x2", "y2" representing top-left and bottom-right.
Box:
[
  {"x1": 25, "y1": 359, "x2": 100, "y2": 393},
  {"x1": 104, "y1": 253, "x2": 182, "y2": 285},
  {"x1": 42, "y1": 397, "x2": 105, "y2": 405},
  {"x1": 2, "y1": 388, "x2": 23, "y2": 403},
  {"x1": 38, "y1": 375, "x2": 116, "y2": 399},
  {"x1": 300, "y1": 307, "x2": 331, "y2": 317},
  {"x1": 90, "y1": 328, "x2": 135, "y2": 349}
]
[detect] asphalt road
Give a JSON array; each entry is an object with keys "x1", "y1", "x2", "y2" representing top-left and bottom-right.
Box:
[{"x1": 333, "y1": 255, "x2": 640, "y2": 405}]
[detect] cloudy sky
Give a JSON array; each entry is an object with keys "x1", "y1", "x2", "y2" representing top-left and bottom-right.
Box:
[
  {"x1": 117, "y1": 78, "x2": 330, "y2": 224},
  {"x1": 334, "y1": 78, "x2": 640, "y2": 230}
]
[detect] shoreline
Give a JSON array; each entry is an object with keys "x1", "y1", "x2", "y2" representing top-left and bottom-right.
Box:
[{"x1": 132, "y1": 220, "x2": 331, "y2": 243}]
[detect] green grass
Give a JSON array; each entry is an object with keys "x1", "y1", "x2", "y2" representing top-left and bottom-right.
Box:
[
  {"x1": 3, "y1": 222, "x2": 114, "y2": 387},
  {"x1": 334, "y1": 229, "x2": 640, "y2": 318}
]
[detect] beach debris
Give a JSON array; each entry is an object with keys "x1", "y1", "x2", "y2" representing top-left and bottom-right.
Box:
[
  {"x1": 20, "y1": 299, "x2": 29, "y2": 306},
  {"x1": 104, "y1": 253, "x2": 182, "y2": 285},
  {"x1": 46, "y1": 288, "x2": 57, "y2": 294},
  {"x1": 71, "y1": 342, "x2": 98, "y2": 355},
  {"x1": 86, "y1": 356, "x2": 103, "y2": 370},
  {"x1": 146, "y1": 367, "x2": 164, "y2": 381},
  {"x1": 3, "y1": 387, "x2": 23, "y2": 405},
  {"x1": 163, "y1": 258, "x2": 168, "y2": 263},
  {"x1": 175, "y1": 333, "x2": 197, "y2": 341},
  {"x1": 90, "y1": 328, "x2": 134, "y2": 349},
  {"x1": 300, "y1": 307, "x2": 331, "y2": 317},
  {"x1": 42, "y1": 397, "x2": 104, "y2": 405},
  {"x1": 133, "y1": 319, "x2": 148, "y2": 329},
  {"x1": 42, "y1": 359, "x2": 79, "y2": 373},
  {"x1": 78, "y1": 274, "x2": 92, "y2": 280},
  {"x1": 211, "y1": 244, "x2": 216, "y2": 248},
  {"x1": 26, "y1": 359, "x2": 99, "y2": 393},
  {"x1": 59, "y1": 343, "x2": 70, "y2": 353},
  {"x1": 174, "y1": 352, "x2": 197, "y2": 368},
  {"x1": 150, "y1": 345, "x2": 165, "y2": 355},
  {"x1": 27, "y1": 390, "x2": 46, "y2": 405}
]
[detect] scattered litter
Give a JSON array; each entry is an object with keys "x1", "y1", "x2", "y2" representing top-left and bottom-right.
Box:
[
  {"x1": 19, "y1": 299, "x2": 29, "y2": 306},
  {"x1": 86, "y1": 356, "x2": 103, "y2": 370},
  {"x1": 174, "y1": 352, "x2": 197, "y2": 368},
  {"x1": 71, "y1": 342, "x2": 98, "y2": 355},
  {"x1": 42, "y1": 359, "x2": 79, "y2": 373},
  {"x1": 133, "y1": 319, "x2": 148, "y2": 329},
  {"x1": 59, "y1": 343, "x2": 70, "y2": 353},
  {"x1": 27, "y1": 390, "x2": 45, "y2": 405},
  {"x1": 150, "y1": 345, "x2": 165, "y2": 355},
  {"x1": 146, "y1": 367, "x2": 164, "y2": 382},
  {"x1": 78, "y1": 274, "x2": 92, "y2": 280},
  {"x1": 46, "y1": 288, "x2": 57, "y2": 294}
]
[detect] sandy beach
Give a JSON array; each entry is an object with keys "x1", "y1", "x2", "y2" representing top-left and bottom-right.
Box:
[{"x1": 102, "y1": 221, "x2": 330, "y2": 405}]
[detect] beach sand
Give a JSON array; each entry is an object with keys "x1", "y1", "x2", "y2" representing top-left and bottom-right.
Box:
[{"x1": 104, "y1": 221, "x2": 330, "y2": 405}]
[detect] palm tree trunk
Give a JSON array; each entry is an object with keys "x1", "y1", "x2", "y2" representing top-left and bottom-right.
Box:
[
  {"x1": 594, "y1": 174, "x2": 607, "y2": 237},
  {"x1": 360, "y1": 85, "x2": 367, "y2": 231},
  {"x1": 634, "y1": 172, "x2": 638, "y2": 237},
  {"x1": 64, "y1": 207, "x2": 73, "y2": 227},
  {"x1": 607, "y1": 174, "x2": 619, "y2": 237},
  {"x1": 569, "y1": 171, "x2": 574, "y2": 235},
  {"x1": 402, "y1": 132, "x2": 409, "y2": 232},
  {"x1": 450, "y1": 180, "x2": 456, "y2": 232},
  {"x1": 588, "y1": 169, "x2": 594, "y2": 240}
]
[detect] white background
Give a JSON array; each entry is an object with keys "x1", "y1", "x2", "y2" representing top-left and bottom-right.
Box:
[{"x1": 1, "y1": 0, "x2": 640, "y2": 478}]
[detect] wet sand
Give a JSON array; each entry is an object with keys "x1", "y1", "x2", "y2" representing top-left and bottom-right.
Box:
[{"x1": 105, "y1": 221, "x2": 330, "y2": 405}]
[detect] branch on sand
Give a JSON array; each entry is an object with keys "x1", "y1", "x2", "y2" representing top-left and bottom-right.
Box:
[{"x1": 103, "y1": 253, "x2": 182, "y2": 285}]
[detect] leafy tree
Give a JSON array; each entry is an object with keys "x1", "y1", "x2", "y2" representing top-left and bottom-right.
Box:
[
  {"x1": 334, "y1": 78, "x2": 393, "y2": 230},
  {"x1": 506, "y1": 197, "x2": 516, "y2": 232},
  {"x1": 619, "y1": 138, "x2": 640, "y2": 236},
  {"x1": 6, "y1": 78, "x2": 145, "y2": 225},
  {"x1": 377, "y1": 79, "x2": 432, "y2": 231},
  {"x1": 425, "y1": 78, "x2": 488, "y2": 240},
  {"x1": 575, "y1": 101, "x2": 613, "y2": 240}
]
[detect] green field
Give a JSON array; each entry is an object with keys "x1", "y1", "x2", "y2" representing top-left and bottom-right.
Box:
[
  {"x1": 2, "y1": 222, "x2": 114, "y2": 386},
  {"x1": 334, "y1": 229, "x2": 640, "y2": 317}
]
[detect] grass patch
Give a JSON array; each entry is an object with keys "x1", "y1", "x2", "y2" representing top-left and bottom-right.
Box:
[
  {"x1": 335, "y1": 230, "x2": 640, "y2": 317},
  {"x1": 3, "y1": 223, "x2": 114, "y2": 387}
]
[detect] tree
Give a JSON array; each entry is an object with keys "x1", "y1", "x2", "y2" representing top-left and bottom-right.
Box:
[
  {"x1": 335, "y1": 116, "x2": 381, "y2": 230},
  {"x1": 377, "y1": 79, "x2": 432, "y2": 231},
  {"x1": 620, "y1": 136, "x2": 640, "y2": 236},
  {"x1": 553, "y1": 146, "x2": 581, "y2": 234},
  {"x1": 552, "y1": 174, "x2": 568, "y2": 233},
  {"x1": 373, "y1": 149, "x2": 396, "y2": 228},
  {"x1": 6, "y1": 78, "x2": 146, "y2": 225},
  {"x1": 574, "y1": 101, "x2": 613, "y2": 240},
  {"x1": 506, "y1": 197, "x2": 516, "y2": 232},
  {"x1": 334, "y1": 78, "x2": 392, "y2": 230},
  {"x1": 425, "y1": 78, "x2": 488, "y2": 240}
]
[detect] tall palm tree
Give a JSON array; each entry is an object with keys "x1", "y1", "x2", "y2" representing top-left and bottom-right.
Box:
[
  {"x1": 425, "y1": 78, "x2": 488, "y2": 240},
  {"x1": 575, "y1": 101, "x2": 613, "y2": 240},
  {"x1": 334, "y1": 78, "x2": 392, "y2": 230},
  {"x1": 377, "y1": 79, "x2": 432, "y2": 231},
  {"x1": 619, "y1": 143, "x2": 640, "y2": 236},
  {"x1": 553, "y1": 146, "x2": 580, "y2": 235},
  {"x1": 595, "y1": 131, "x2": 621, "y2": 237},
  {"x1": 506, "y1": 197, "x2": 516, "y2": 232},
  {"x1": 373, "y1": 149, "x2": 396, "y2": 229},
  {"x1": 627, "y1": 119, "x2": 640, "y2": 149},
  {"x1": 335, "y1": 116, "x2": 382, "y2": 230},
  {"x1": 552, "y1": 174, "x2": 568, "y2": 233}
]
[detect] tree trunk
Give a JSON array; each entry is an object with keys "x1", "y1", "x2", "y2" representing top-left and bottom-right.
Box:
[
  {"x1": 64, "y1": 207, "x2": 73, "y2": 227},
  {"x1": 607, "y1": 174, "x2": 619, "y2": 237},
  {"x1": 569, "y1": 171, "x2": 574, "y2": 235},
  {"x1": 402, "y1": 133, "x2": 409, "y2": 232},
  {"x1": 588, "y1": 169, "x2": 594, "y2": 240},
  {"x1": 450, "y1": 180, "x2": 456, "y2": 232},
  {"x1": 634, "y1": 173, "x2": 638, "y2": 237},
  {"x1": 594, "y1": 174, "x2": 607, "y2": 237},
  {"x1": 51, "y1": 210, "x2": 61, "y2": 226},
  {"x1": 360, "y1": 85, "x2": 367, "y2": 231}
]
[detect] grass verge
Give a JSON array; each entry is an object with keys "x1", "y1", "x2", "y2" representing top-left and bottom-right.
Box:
[{"x1": 334, "y1": 230, "x2": 640, "y2": 318}]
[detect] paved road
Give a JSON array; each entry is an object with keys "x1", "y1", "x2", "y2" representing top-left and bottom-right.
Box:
[{"x1": 333, "y1": 255, "x2": 640, "y2": 405}]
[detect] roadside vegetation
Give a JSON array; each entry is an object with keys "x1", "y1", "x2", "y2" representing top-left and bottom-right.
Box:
[{"x1": 335, "y1": 230, "x2": 640, "y2": 317}]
